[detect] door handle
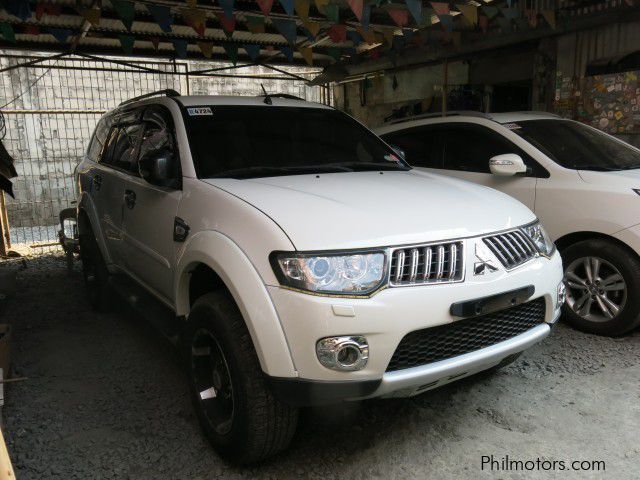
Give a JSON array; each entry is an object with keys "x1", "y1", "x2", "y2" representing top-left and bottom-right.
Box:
[
  {"x1": 92, "y1": 174, "x2": 102, "y2": 191},
  {"x1": 124, "y1": 189, "x2": 136, "y2": 209}
]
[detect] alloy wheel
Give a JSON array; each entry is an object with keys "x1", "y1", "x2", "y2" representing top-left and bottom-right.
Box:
[{"x1": 564, "y1": 256, "x2": 627, "y2": 322}]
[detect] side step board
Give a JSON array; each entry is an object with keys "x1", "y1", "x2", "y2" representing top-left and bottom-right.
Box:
[{"x1": 108, "y1": 275, "x2": 182, "y2": 346}]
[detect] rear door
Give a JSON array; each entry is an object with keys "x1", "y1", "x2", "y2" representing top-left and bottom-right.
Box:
[{"x1": 120, "y1": 105, "x2": 182, "y2": 302}]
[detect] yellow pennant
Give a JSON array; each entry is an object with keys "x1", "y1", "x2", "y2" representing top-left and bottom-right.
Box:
[
  {"x1": 295, "y1": 0, "x2": 310, "y2": 23},
  {"x1": 304, "y1": 20, "x2": 321, "y2": 38},
  {"x1": 356, "y1": 26, "x2": 375, "y2": 45},
  {"x1": 456, "y1": 4, "x2": 477, "y2": 25},
  {"x1": 298, "y1": 46, "x2": 313, "y2": 65},
  {"x1": 314, "y1": 0, "x2": 330, "y2": 14},
  {"x1": 197, "y1": 41, "x2": 213, "y2": 58},
  {"x1": 79, "y1": 8, "x2": 101, "y2": 26},
  {"x1": 542, "y1": 10, "x2": 556, "y2": 29}
]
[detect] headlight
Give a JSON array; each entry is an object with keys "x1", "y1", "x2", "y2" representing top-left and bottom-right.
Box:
[
  {"x1": 271, "y1": 251, "x2": 386, "y2": 295},
  {"x1": 521, "y1": 221, "x2": 555, "y2": 256}
]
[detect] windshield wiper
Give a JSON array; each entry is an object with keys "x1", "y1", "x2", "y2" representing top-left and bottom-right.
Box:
[
  {"x1": 326, "y1": 161, "x2": 411, "y2": 171},
  {"x1": 211, "y1": 165, "x2": 353, "y2": 179}
]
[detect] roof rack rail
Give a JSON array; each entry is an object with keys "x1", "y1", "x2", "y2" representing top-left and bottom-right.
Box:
[
  {"x1": 387, "y1": 110, "x2": 491, "y2": 124},
  {"x1": 119, "y1": 89, "x2": 180, "y2": 107}
]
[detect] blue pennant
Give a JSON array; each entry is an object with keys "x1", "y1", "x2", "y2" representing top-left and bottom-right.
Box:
[
  {"x1": 49, "y1": 28, "x2": 73, "y2": 43},
  {"x1": 147, "y1": 4, "x2": 173, "y2": 33},
  {"x1": 271, "y1": 17, "x2": 297, "y2": 45},
  {"x1": 279, "y1": 0, "x2": 295, "y2": 16},
  {"x1": 172, "y1": 39, "x2": 188, "y2": 58},
  {"x1": 244, "y1": 44, "x2": 261, "y2": 61},
  {"x1": 219, "y1": 0, "x2": 235, "y2": 19},
  {"x1": 278, "y1": 45, "x2": 293, "y2": 62}
]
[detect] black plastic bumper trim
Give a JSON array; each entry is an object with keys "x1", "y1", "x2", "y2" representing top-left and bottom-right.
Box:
[
  {"x1": 449, "y1": 285, "x2": 535, "y2": 318},
  {"x1": 266, "y1": 376, "x2": 382, "y2": 406}
]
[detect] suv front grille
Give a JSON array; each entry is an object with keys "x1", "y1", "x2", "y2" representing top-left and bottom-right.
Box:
[
  {"x1": 389, "y1": 241, "x2": 464, "y2": 286},
  {"x1": 483, "y1": 230, "x2": 537, "y2": 269},
  {"x1": 386, "y1": 297, "x2": 545, "y2": 372}
]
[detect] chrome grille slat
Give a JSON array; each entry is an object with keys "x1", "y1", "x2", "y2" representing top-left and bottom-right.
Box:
[
  {"x1": 390, "y1": 241, "x2": 464, "y2": 286},
  {"x1": 483, "y1": 230, "x2": 538, "y2": 269}
]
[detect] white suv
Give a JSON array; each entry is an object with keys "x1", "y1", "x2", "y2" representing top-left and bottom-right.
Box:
[
  {"x1": 76, "y1": 93, "x2": 563, "y2": 464},
  {"x1": 378, "y1": 112, "x2": 640, "y2": 336}
]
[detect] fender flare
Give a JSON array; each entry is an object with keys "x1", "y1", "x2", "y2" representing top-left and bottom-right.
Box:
[
  {"x1": 77, "y1": 192, "x2": 113, "y2": 265},
  {"x1": 175, "y1": 230, "x2": 297, "y2": 378}
]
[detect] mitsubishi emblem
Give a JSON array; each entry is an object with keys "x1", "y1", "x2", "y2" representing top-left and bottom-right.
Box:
[{"x1": 474, "y1": 242, "x2": 499, "y2": 275}]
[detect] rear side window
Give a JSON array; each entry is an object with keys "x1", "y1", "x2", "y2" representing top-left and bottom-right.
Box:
[
  {"x1": 382, "y1": 125, "x2": 445, "y2": 168},
  {"x1": 100, "y1": 124, "x2": 144, "y2": 172},
  {"x1": 87, "y1": 116, "x2": 110, "y2": 162},
  {"x1": 442, "y1": 125, "x2": 516, "y2": 173}
]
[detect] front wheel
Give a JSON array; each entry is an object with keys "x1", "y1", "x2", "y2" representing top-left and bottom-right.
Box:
[
  {"x1": 185, "y1": 291, "x2": 298, "y2": 464},
  {"x1": 562, "y1": 239, "x2": 640, "y2": 336}
]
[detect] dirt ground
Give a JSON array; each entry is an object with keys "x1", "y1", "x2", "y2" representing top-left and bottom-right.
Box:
[{"x1": 2, "y1": 253, "x2": 639, "y2": 479}]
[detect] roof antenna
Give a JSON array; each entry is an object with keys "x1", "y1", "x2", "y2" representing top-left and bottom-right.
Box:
[{"x1": 261, "y1": 84, "x2": 272, "y2": 105}]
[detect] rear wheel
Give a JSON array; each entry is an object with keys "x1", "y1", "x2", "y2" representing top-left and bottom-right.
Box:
[
  {"x1": 185, "y1": 291, "x2": 298, "y2": 464},
  {"x1": 79, "y1": 231, "x2": 111, "y2": 312},
  {"x1": 562, "y1": 239, "x2": 640, "y2": 336}
]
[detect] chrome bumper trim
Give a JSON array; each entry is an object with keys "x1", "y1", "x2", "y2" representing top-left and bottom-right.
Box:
[{"x1": 363, "y1": 323, "x2": 551, "y2": 399}]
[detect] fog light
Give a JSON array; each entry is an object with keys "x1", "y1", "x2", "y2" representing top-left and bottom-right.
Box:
[
  {"x1": 316, "y1": 336, "x2": 368, "y2": 371},
  {"x1": 557, "y1": 282, "x2": 566, "y2": 307}
]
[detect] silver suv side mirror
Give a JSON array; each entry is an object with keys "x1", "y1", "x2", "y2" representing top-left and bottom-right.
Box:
[
  {"x1": 489, "y1": 153, "x2": 527, "y2": 176},
  {"x1": 139, "y1": 148, "x2": 180, "y2": 188}
]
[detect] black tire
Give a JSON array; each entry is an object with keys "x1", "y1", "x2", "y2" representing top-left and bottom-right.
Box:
[
  {"x1": 79, "y1": 231, "x2": 111, "y2": 312},
  {"x1": 561, "y1": 239, "x2": 640, "y2": 336},
  {"x1": 185, "y1": 291, "x2": 298, "y2": 464}
]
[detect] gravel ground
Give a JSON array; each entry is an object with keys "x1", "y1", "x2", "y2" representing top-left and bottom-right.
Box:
[{"x1": 2, "y1": 253, "x2": 640, "y2": 479}]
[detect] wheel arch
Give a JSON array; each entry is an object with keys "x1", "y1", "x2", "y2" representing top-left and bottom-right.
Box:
[{"x1": 555, "y1": 231, "x2": 640, "y2": 260}]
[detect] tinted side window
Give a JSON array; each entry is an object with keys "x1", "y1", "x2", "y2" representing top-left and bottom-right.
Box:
[
  {"x1": 87, "y1": 116, "x2": 110, "y2": 162},
  {"x1": 101, "y1": 124, "x2": 144, "y2": 172},
  {"x1": 382, "y1": 126, "x2": 444, "y2": 168},
  {"x1": 442, "y1": 125, "x2": 515, "y2": 173},
  {"x1": 137, "y1": 105, "x2": 180, "y2": 180}
]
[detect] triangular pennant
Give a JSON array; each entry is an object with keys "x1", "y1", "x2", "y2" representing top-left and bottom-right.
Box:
[
  {"x1": 219, "y1": 0, "x2": 235, "y2": 19},
  {"x1": 438, "y1": 14, "x2": 453, "y2": 32},
  {"x1": 79, "y1": 8, "x2": 101, "y2": 27},
  {"x1": 271, "y1": 18, "x2": 297, "y2": 44},
  {"x1": 25, "y1": 25, "x2": 40, "y2": 35},
  {"x1": 223, "y1": 43, "x2": 238, "y2": 65},
  {"x1": 216, "y1": 12, "x2": 236, "y2": 36},
  {"x1": 298, "y1": 46, "x2": 313, "y2": 65},
  {"x1": 49, "y1": 28, "x2": 73, "y2": 43},
  {"x1": 279, "y1": 0, "x2": 295, "y2": 16},
  {"x1": 361, "y1": 4, "x2": 371, "y2": 29},
  {"x1": 118, "y1": 34, "x2": 135, "y2": 54},
  {"x1": 347, "y1": 30, "x2": 363, "y2": 46},
  {"x1": 327, "y1": 24, "x2": 347, "y2": 43},
  {"x1": 482, "y1": 6, "x2": 499, "y2": 18},
  {"x1": 0, "y1": 23, "x2": 15, "y2": 43},
  {"x1": 150, "y1": 36, "x2": 160, "y2": 51},
  {"x1": 524, "y1": 9, "x2": 538, "y2": 28},
  {"x1": 35, "y1": 4, "x2": 46, "y2": 20},
  {"x1": 4, "y1": 0, "x2": 31, "y2": 22},
  {"x1": 430, "y1": 2, "x2": 449, "y2": 16},
  {"x1": 405, "y1": 0, "x2": 422, "y2": 24},
  {"x1": 197, "y1": 41, "x2": 213, "y2": 58},
  {"x1": 111, "y1": 0, "x2": 135, "y2": 31},
  {"x1": 456, "y1": 4, "x2": 477, "y2": 25},
  {"x1": 304, "y1": 21, "x2": 321, "y2": 38},
  {"x1": 182, "y1": 8, "x2": 207, "y2": 37},
  {"x1": 172, "y1": 39, "x2": 189, "y2": 58},
  {"x1": 278, "y1": 45, "x2": 293, "y2": 62},
  {"x1": 147, "y1": 4, "x2": 173, "y2": 33},
  {"x1": 246, "y1": 15, "x2": 266, "y2": 34},
  {"x1": 315, "y1": 0, "x2": 330, "y2": 14},
  {"x1": 244, "y1": 44, "x2": 261, "y2": 61},
  {"x1": 324, "y1": 4, "x2": 340, "y2": 23},
  {"x1": 347, "y1": 0, "x2": 363, "y2": 21},
  {"x1": 542, "y1": 10, "x2": 556, "y2": 29},
  {"x1": 256, "y1": 0, "x2": 274, "y2": 16},
  {"x1": 356, "y1": 26, "x2": 375, "y2": 44},
  {"x1": 388, "y1": 8, "x2": 409, "y2": 28},
  {"x1": 295, "y1": 0, "x2": 310, "y2": 23}
]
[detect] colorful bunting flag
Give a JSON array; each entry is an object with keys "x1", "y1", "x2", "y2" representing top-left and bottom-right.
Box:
[
  {"x1": 79, "y1": 8, "x2": 101, "y2": 27},
  {"x1": 219, "y1": 0, "x2": 235, "y2": 19},
  {"x1": 347, "y1": 0, "x2": 364, "y2": 22},
  {"x1": 244, "y1": 44, "x2": 261, "y2": 61},
  {"x1": 278, "y1": 45, "x2": 293, "y2": 62},
  {"x1": 388, "y1": 8, "x2": 409, "y2": 28},
  {"x1": 542, "y1": 10, "x2": 556, "y2": 29},
  {"x1": 327, "y1": 24, "x2": 347, "y2": 43},
  {"x1": 147, "y1": 4, "x2": 173, "y2": 33},
  {"x1": 323, "y1": 4, "x2": 340, "y2": 23},
  {"x1": 172, "y1": 39, "x2": 189, "y2": 58},
  {"x1": 216, "y1": 12, "x2": 236, "y2": 36},
  {"x1": 271, "y1": 18, "x2": 297, "y2": 44},
  {"x1": 356, "y1": 26, "x2": 375, "y2": 45},
  {"x1": 525, "y1": 9, "x2": 538, "y2": 28},
  {"x1": 456, "y1": 4, "x2": 478, "y2": 25},
  {"x1": 405, "y1": 0, "x2": 422, "y2": 24},
  {"x1": 438, "y1": 13, "x2": 453, "y2": 32},
  {"x1": 0, "y1": 23, "x2": 15, "y2": 43},
  {"x1": 223, "y1": 43, "x2": 238, "y2": 64},
  {"x1": 298, "y1": 46, "x2": 313, "y2": 65},
  {"x1": 182, "y1": 8, "x2": 207, "y2": 37},
  {"x1": 256, "y1": 0, "x2": 274, "y2": 16},
  {"x1": 304, "y1": 21, "x2": 321, "y2": 38},
  {"x1": 315, "y1": 0, "x2": 330, "y2": 14},
  {"x1": 294, "y1": 0, "x2": 310, "y2": 23},
  {"x1": 279, "y1": 0, "x2": 295, "y2": 16},
  {"x1": 112, "y1": 0, "x2": 135, "y2": 31},
  {"x1": 361, "y1": 4, "x2": 371, "y2": 29},
  {"x1": 381, "y1": 27, "x2": 395, "y2": 46},
  {"x1": 246, "y1": 15, "x2": 266, "y2": 33},
  {"x1": 4, "y1": 0, "x2": 31, "y2": 21},
  {"x1": 430, "y1": 2, "x2": 449, "y2": 16},
  {"x1": 118, "y1": 34, "x2": 135, "y2": 54},
  {"x1": 150, "y1": 36, "x2": 160, "y2": 51},
  {"x1": 49, "y1": 27, "x2": 73, "y2": 43},
  {"x1": 197, "y1": 41, "x2": 213, "y2": 58},
  {"x1": 347, "y1": 30, "x2": 363, "y2": 46},
  {"x1": 24, "y1": 25, "x2": 40, "y2": 35}
]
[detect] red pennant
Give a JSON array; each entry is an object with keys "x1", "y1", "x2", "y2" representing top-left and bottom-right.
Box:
[
  {"x1": 347, "y1": 0, "x2": 363, "y2": 21},
  {"x1": 25, "y1": 25, "x2": 41, "y2": 35},
  {"x1": 388, "y1": 8, "x2": 409, "y2": 28},
  {"x1": 256, "y1": 0, "x2": 274, "y2": 16},
  {"x1": 36, "y1": 3, "x2": 62, "y2": 20},
  {"x1": 327, "y1": 24, "x2": 347, "y2": 43},
  {"x1": 430, "y1": 2, "x2": 450, "y2": 15},
  {"x1": 216, "y1": 12, "x2": 236, "y2": 34}
]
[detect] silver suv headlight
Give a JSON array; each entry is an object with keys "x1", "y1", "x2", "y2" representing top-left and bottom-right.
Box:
[
  {"x1": 271, "y1": 251, "x2": 386, "y2": 295},
  {"x1": 521, "y1": 221, "x2": 555, "y2": 256}
]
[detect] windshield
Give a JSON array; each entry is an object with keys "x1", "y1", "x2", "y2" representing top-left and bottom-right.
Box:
[
  {"x1": 511, "y1": 119, "x2": 640, "y2": 171},
  {"x1": 181, "y1": 105, "x2": 410, "y2": 179}
]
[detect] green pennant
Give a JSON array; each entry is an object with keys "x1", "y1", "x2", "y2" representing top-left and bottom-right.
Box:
[
  {"x1": 112, "y1": 0, "x2": 135, "y2": 31},
  {"x1": 223, "y1": 43, "x2": 239, "y2": 65},
  {"x1": 0, "y1": 23, "x2": 15, "y2": 43},
  {"x1": 324, "y1": 4, "x2": 339, "y2": 23},
  {"x1": 246, "y1": 14, "x2": 266, "y2": 33},
  {"x1": 118, "y1": 34, "x2": 135, "y2": 54}
]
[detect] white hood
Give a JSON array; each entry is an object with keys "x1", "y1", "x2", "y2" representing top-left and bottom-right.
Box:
[{"x1": 204, "y1": 170, "x2": 536, "y2": 250}]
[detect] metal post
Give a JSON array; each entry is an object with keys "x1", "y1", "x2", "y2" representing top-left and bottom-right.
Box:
[
  {"x1": 0, "y1": 191, "x2": 9, "y2": 256},
  {"x1": 442, "y1": 58, "x2": 448, "y2": 116}
]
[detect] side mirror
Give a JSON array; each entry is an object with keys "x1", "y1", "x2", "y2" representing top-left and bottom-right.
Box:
[
  {"x1": 390, "y1": 145, "x2": 406, "y2": 160},
  {"x1": 489, "y1": 153, "x2": 527, "y2": 176},
  {"x1": 139, "y1": 148, "x2": 179, "y2": 188}
]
